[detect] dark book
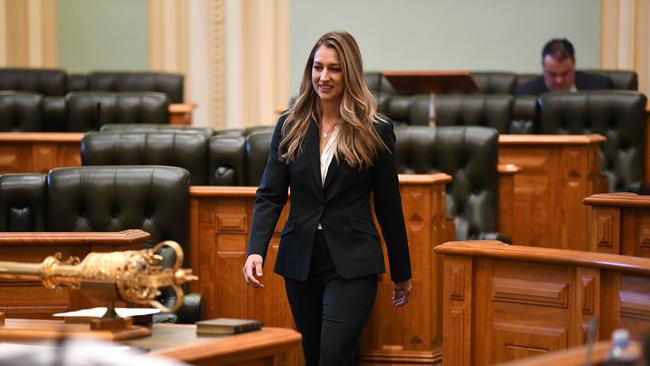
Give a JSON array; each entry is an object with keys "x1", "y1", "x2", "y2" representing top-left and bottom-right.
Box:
[{"x1": 195, "y1": 318, "x2": 262, "y2": 335}]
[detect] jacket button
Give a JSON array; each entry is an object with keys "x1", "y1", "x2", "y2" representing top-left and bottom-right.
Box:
[{"x1": 318, "y1": 205, "x2": 324, "y2": 212}]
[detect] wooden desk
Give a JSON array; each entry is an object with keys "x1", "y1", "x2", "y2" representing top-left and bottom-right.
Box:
[
  {"x1": 189, "y1": 173, "x2": 454, "y2": 365},
  {"x1": 436, "y1": 241, "x2": 650, "y2": 366},
  {"x1": 131, "y1": 324, "x2": 301, "y2": 366},
  {"x1": 0, "y1": 230, "x2": 150, "y2": 319},
  {"x1": 0, "y1": 132, "x2": 83, "y2": 174},
  {"x1": 0, "y1": 319, "x2": 301, "y2": 366},
  {"x1": 583, "y1": 192, "x2": 650, "y2": 256},
  {"x1": 498, "y1": 134, "x2": 606, "y2": 249},
  {"x1": 169, "y1": 102, "x2": 195, "y2": 125}
]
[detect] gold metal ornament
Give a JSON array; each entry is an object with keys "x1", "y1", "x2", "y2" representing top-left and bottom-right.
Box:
[{"x1": 0, "y1": 241, "x2": 197, "y2": 313}]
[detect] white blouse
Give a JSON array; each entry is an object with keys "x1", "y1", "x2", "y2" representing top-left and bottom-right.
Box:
[{"x1": 320, "y1": 125, "x2": 339, "y2": 186}]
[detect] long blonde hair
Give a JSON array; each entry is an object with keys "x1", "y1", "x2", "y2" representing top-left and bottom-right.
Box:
[{"x1": 279, "y1": 31, "x2": 387, "y2": 169}]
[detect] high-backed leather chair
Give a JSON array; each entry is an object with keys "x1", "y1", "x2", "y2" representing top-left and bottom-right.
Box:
[
  {"x1": 65, "y1": 91, "x2": 169, "y2": 131},
  {"x1": 208, "y1": 135, "x2": 246, "y2": 186},
  {"x1": 0, "y1": 173, "x2": 47, "y2": 231},
  {"x1": 394, "y1": 126, "x2": 505, "y2": 241},
  {"x1": 213, "y1": 126, "x2": 275, "y2": 138},
  {"x1": 514, "y1": 73, "x2": 538, "y2": 92},
  {"x1": 539, "y1": 91, "x2": 647, "y2": 192},
  {"x1": 364, "y1": 72, "x2": 395, "y2": 94},
  {"x1": 384, "y1": 94, "x2": 513, "y2": 133},
  {"x1": 100, "y1": 123, "x2": 214, "y2": 137},
  {"x1": 511, "y1": 95, "x2": 538, "y2": 134},
  {"x1": 46, "y1": 166, "x2": 189, "y2": 248},
  {"x1": 87, "y1": 71, "x2": 184, "y2": 103},
  {"x1": 581, "y1": 69, "x2": 638, "y2": 90},
  {"x1": 81, "y1": 132, "x2": 209, "y2": 185},
  {"x1": 208, "y1": 131, "x2": 272, "y2": 186},
  {"x1": 470, "y1": 72, "x2": 518, "y2": 94},
  {"x1": 0, "y1": 91, "x2": 43, "y2": 132},
  {"x1": 0, "y1": 68, "x2": 67, "y2": 96}
]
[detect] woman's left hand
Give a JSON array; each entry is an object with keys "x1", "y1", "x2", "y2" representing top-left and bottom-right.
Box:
[{"x1": 392, "y1": 279, "x2": 412, "y2": 307}]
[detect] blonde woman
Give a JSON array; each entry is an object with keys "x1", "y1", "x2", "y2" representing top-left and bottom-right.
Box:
[{"x1": 243, "y1": 31, "x2": 412, "y2": 366}]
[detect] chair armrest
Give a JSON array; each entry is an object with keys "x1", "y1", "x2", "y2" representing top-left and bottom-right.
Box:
[
  {"x1": 497, "y1": 164, "x2": 521, "y2": 241},
  {"x1": 152, "y1": 292, "x2": 202, "y2": 324},
  {"x1": 175, "y1": 292, "x2": 203, "y2": 324}
]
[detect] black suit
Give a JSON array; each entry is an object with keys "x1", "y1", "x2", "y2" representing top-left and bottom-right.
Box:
[
  {"x1": 248, "y1": 114, "x2": 411, "y2": 365},
  {"x1": 514, "y1": 71, "x2": 614, "y2": 96}
]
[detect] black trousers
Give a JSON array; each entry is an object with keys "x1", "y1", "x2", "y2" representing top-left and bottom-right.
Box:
[{"x1": 284, "y1": 230, "x2": 378, "y2": 366}]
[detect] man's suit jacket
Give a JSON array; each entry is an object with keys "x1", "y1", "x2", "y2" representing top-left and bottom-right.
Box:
[
  {"x1": 247, "y1": 114, "x2": 411, "y2": 283},
  {"x1": 514, "y1": 71, "x2": 614, "y2": 96}
]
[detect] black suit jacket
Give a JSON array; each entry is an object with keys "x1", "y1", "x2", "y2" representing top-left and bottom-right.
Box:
[
  {"x1": 514, "y1": 71, "x2": 614, "y2": 96},
  {"x1": 247, "y1": 114, "x2": 411, "y2": 282}
]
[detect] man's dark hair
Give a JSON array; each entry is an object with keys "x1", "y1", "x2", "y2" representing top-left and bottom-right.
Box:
[{"x1": 542, "y1": 38, "x2": 575, "y2": 61}]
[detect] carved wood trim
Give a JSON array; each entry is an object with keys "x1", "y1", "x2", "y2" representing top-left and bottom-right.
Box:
[
  {"x1": 492, "y1": 278, "x2": 568, "y2": 308},
  {"x1": 620, "y1": 291, "x2": 650, "y2": 320}
]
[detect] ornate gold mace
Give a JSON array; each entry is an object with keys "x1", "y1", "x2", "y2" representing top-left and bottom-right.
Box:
[{"x1": 0, "y1": 241, "x2": 197, "y2": 314}]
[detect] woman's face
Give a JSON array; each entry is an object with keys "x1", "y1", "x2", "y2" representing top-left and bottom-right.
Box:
[{"x1": 311, "y1": 45, "x2": 344, "y2": 104}]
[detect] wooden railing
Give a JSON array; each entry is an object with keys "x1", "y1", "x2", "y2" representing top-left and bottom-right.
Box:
[{"x1": 436, "y1": 241, "x2": 650, "y2": 365}]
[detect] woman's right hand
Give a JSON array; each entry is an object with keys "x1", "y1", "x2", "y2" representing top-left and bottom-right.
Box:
[{"x1": 243, "y1": 254, "x2": 264, "y2": 288}]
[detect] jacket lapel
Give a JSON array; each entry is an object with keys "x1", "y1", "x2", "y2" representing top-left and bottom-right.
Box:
[
  {"x1": 306, "y1": 120, "x2": 322, "y2": 188},
  {"x1": 322, "y1": 152, "x2": 340, "y2": 191}
]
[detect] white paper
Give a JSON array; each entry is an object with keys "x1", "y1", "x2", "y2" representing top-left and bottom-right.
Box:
[{"x1": 53, "y1": 307, "x2": 160, "y2": 318}]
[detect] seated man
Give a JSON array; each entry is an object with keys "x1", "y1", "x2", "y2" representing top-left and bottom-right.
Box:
[{"x1": 514, "y1": 38, "x2": 614, "y2": 96}]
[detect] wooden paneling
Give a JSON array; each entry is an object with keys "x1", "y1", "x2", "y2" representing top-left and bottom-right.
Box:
[
  {"x1": 584, "y1": 193, "x2": 650, "y2": 257},
  {"x1": 436, "y1": 241, "x2": 650, "y2": 366},
  {"x1": 189, "y1": 173, "x2": 454, "y2": 365},
  {"x1": 0, "y1": 230, "x2": 150, "y2": 319},
  {"x1": 498, "y1": 135, "x2": 605, "y2": 248},
  {"x1": 0, "y1": 133, "x2": 83, "y2": 174}
]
